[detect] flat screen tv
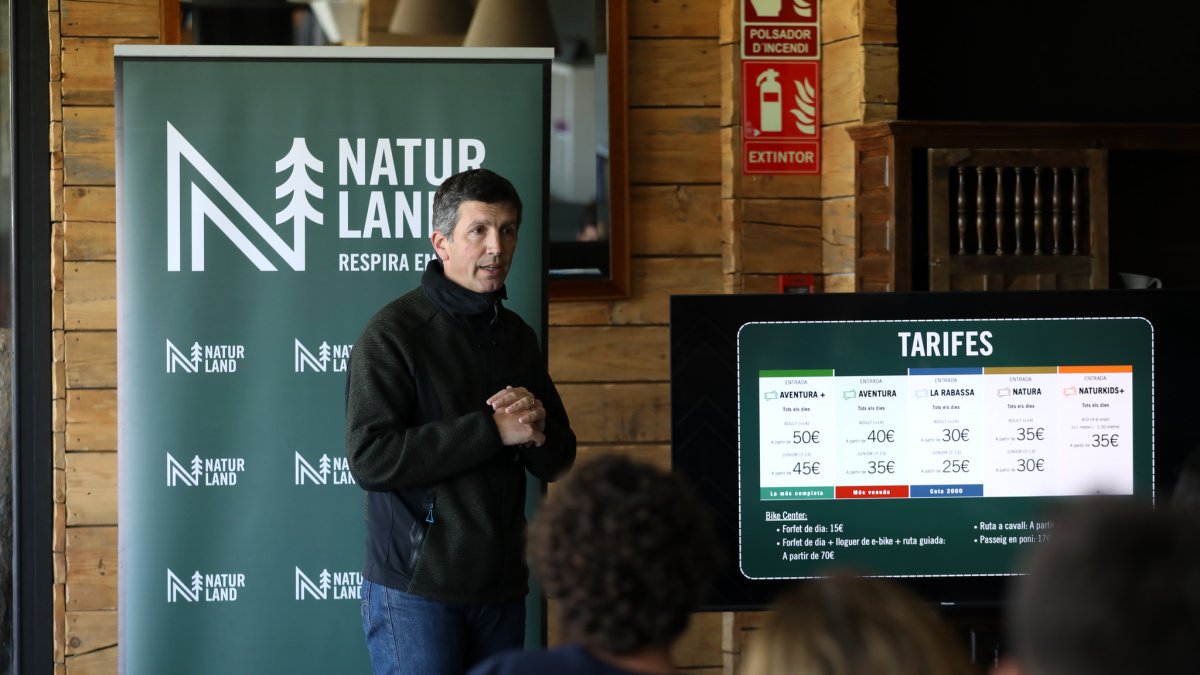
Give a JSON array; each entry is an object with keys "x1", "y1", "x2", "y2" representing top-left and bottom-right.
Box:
[{"x1": 670, "y1": 290, "x2": 1196, "y2": 610}]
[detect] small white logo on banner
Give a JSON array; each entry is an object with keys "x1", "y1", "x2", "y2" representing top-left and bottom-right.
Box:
[
  {"x1": 294, "y1": 451, "x2": 356, "y2": 486},
  {"x1": 166, "y1": 452, "x2": 246, "y2": 487},
  {"x1": 294, "y1": 339, "x2": 352, "y2": 373},
  {"x1": 167, "y1": 568, "x2": 246, "y2": 603},
  {"x1": 165, "y1": 339, "x2": 246, "y2": 374},
  {"x1": 294, "y1": 567, "x2": 362, "y2": 601}
]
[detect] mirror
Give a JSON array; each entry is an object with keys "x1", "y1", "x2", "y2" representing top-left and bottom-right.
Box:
[{"x1": 546, "y1": 0, "x2": 629, "y2": 300}]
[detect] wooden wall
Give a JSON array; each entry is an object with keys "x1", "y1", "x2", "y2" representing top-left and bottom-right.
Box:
[
  {"x1": 43, "y1": 0, "x2": 895, "y2": 672},
  {"x1": 50, "y1": 0, "x2": 173, "y2": 672}
]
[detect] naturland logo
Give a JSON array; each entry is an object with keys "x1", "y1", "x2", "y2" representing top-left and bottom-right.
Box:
[
  {"x1": 165, "y1": 338, "x2": 246, "y2": 374},
  {"x1": 294, "y1": 567, "x2": 362, "y2": 601},
  {"x1": 294, "y1": 451, "x2": 356, "y2": 486},
  {"x1": 166, "y1": 122, "x2": 490, "y2": 273},
  {"x1": 166, "y1": 452, "x2": 246, "y2": 487},
  {"x1": 294, "y1": 339, "x2": 352, "y2": 373},
  {"x1": 166, "y1": 568, "x2": 246, "y2": 603}
]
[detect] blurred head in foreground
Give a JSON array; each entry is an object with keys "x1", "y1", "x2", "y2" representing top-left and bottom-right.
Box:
[
  {"x1": 1000, "y1": 501, "x2": 1200, "y2": 675},
  {"x1": 741, "y1": 574, "x2": 975, "y2": 675}
]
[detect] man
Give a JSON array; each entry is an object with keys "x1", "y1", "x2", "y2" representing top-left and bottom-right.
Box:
[
  {"x1": 469, "y1": 455, "x2": 721, "y2": 675},
  {"x1": 346, "y1": 168, "x2": 576, "y2": 675},
  {"x1": 997, "y1": 502, "x2": 1200, "y2": 675}
]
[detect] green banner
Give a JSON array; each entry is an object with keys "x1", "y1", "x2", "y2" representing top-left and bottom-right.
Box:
[
  {"x1": 116, "y1": 46, "x2": 550, "y2": 674},
  {"x1": 738, "y1": 318, "x2": 1153, "y2": 579}
]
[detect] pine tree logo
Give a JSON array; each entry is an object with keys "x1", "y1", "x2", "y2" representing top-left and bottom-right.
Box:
[
  {"x1": 167, "y1": 568, "x2": 199, "y2": 602},
  {"x1": 276, "y1": 138, "x2": 324, "y2": 246},
  {"x1": 295, "y1": 451, "x2": 328, "y2": 485},
  {"x1": 190, "y1": 455, "x2": 204, "y2": 484},
  {"x1": 295, "y1": 567, "x2": 327, "y2": 600},
  {"x1": 167, "y1": 452, "x2": 200, "y2": 487}
]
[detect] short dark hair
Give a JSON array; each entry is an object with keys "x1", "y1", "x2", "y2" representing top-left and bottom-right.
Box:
[
  {"x1": 1008, "y1": 501, "x2": 1200, "y2": 675},
  {"x1": 431, "y1": 168, "x2": 522, "y2": 238},
  {"x1": 527, "y1": 455, "x2": 720, "y2": 655}
]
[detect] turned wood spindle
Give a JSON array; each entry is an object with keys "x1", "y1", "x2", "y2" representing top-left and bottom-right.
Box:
[
  {"x1": 976, "y1": 166, "x2": 986, "y2": 254},
  {"x1": 994, "y1": 167, "x2": 1005, "y2": 255},
  {"x1": 957, "y1": 167, "x2": 967, "y2": 255},
  {"x1": 1051, "y1": 167, "x2": 1062, "y2": 254},
  {"x1": 1032, "y1": 167, "x2": 1043, "y2": 255},
  {"x1": 1071, "y1": 167, "x2": 1081, "y2": 255},
  {"x1": 1014, "y1": 168, "x2": 1024, "y2": 255}
]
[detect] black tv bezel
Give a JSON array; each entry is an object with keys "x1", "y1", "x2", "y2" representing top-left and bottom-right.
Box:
[{"x1": 670, "y1": 289, "x2": 1195, "y2": 611}]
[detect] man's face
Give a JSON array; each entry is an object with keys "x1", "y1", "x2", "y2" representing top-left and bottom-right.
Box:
[{"x1": 431, "y1": 200, "x2": 519, "y2": 293}]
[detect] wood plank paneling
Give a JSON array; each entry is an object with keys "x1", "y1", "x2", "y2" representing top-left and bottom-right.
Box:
[
  {"x1": 557, "y1": 383, "x2": 671, "y2": 443},
  {"x1": 67, "y1": 389, "x2": 116, "y2": 451},
  {"x1": 673, "y1": 611, "x2": 725, "y2": 668},
  {"x1": 630, "y1": 108, "x2": 722, "y2": 185},
  {"x1": 549, "y1": 326, "x2": 669, "y2": 382},
  {"x1": 61, "y1": 38, "x2": 154, "y2": 105},
  {"x1": 862, "y1": 0, "x2": 899, "y2": 44},
  {"x1": 64, "y1": 262, "x2": 115, "y2": 330},
  {"x1": 822, "y1": 37, "x2": 862, "y2": 126},
  {"x1": 63, "y1": 186, "x2": 114, "y2": 221},
  {"x1": 549, "y1": 301, "x2": 614, "y2": 326},
  {"x1": 66, "y1": 452, "x2": 116, "y2": 526},
  {"x1": 823, "y1": 196, "x2": 856, "y2": 274},
  {"x1": 630, "y1": 39, "x2": 720, "y2": 107},
  {"x1": 63, "y1": 106, "x2": 115, "y2": 185},
  {"x1": 631, "y1": 185, "x2": 722, "y2": 256},
  {"x1": 61, "y1": 0, "x2": 158, "y2": 37},
  {"x1": 741, "y1": 198, "x2": 822, "y2": 228},
  {"x1": 66, "y1": 610, "x2": 117, "y2": 656},
  {"x1": 65, "y1": 526, "x2": 117, "y2": 610},
  {"x1": 64, "y1": 221, "x2": 116, "y2": 261},
  {"x1": 822, "y1": 0, "x2": 860, "y2": 44},
  {"x1": 864, "y1": 45, "x2": 899, "y2": 104},
  {"x1": 825, "y1": 272, "x2": 856, "y2": 292},
  {"x1": 573, "y1": 444, "x2": 671, "y2": 472},
  {"x1": 611, "y1": 257, "x2": 724, "y2": 325},
  {"x1": 65, "y1": 331, "x2": 116, "y2": 388},
  {"x1": 740, "y1": 222, "x2": 822, "y2": 273},
  {"x1": 631, "y1": 0, "x2": 720, "y2": 38},
  {"x1": 64, "y1": 646, "x2": 117, "y2": 675},
  {"x1": 821, "y1": 122, "x2": 857, "y2": 198}
]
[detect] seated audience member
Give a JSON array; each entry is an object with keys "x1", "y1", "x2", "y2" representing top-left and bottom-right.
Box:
[
  {"x1": 469, "y1": 455, "x2": 721, "y2": 675},
  {"x1": 740, "y1": 574, "x2": 975, "y2": 675},
  {"x1": 998, "y1": 502, "x2": 1200, "y2": 675}
]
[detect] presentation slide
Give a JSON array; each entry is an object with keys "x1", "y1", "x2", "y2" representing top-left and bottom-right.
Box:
[{"x1": 738, "y1": 317, "x2": 1153, "y2": 580}]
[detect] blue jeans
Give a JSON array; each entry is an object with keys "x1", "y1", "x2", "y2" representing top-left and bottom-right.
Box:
[{"x1": 360, "y1": 579, "x2": 525, "y2": 675}]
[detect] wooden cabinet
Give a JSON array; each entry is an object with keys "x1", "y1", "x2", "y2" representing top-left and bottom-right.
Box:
[{"x1": 848, "y1": 121, "x2": 1200, "y2": 292}]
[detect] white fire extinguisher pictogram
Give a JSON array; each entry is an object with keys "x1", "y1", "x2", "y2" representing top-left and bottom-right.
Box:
[{"x1": 757, "y1": 68, "x2": 782, "y2": 133}]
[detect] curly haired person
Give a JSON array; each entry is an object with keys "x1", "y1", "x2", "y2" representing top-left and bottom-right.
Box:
[{"x1": 469, "y1": 455, "x2": 721, "y2": 675}]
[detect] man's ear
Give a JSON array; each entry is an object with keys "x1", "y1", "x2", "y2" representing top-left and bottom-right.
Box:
[{"x1": 430, "y1": 231, "x2": 448, "y2": 261}]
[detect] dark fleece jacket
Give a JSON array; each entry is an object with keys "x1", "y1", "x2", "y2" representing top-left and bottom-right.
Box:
[{"x1": 345, "y1": 262, "x2": 575, "y2": 603}]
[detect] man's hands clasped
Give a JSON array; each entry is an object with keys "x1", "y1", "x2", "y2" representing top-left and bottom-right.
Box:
[{"x1": 489, "y1": 386, "x2": 547, "y2": 447}]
